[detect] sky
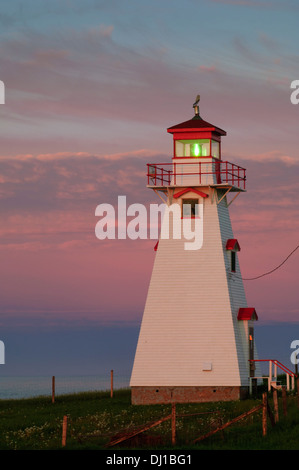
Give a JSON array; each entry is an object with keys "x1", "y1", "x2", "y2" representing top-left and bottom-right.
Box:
[{"x1": 0, "y1": 0, "x2": 298, "y2": 380}]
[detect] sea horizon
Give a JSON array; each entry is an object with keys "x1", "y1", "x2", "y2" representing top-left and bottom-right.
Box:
[{"x1": 0, "y1": 374, "x2": 131, "y2": 400}]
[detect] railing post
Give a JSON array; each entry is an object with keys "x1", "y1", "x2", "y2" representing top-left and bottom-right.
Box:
[
  {"x1": 262, "y1": 392, "x2": 267, "y2": 436},
  {"x1": 274, "y1": 361, "x2": 277, "y2": 381},
  {"x1": 273, "y1": 389, "x2": 279, "y2": 423},
  {"x1": 286, "y1": 373, "x2": 290, "y2": 391},
  {"x1": 174, "y1": 162, "x2": 176, "y2": 185},
  {"x1": 282, "y1": 387, "x2": 287, "y2": 416},
  {"x1": 268, "y1": 360, "x2": 272, "y2": 391}
]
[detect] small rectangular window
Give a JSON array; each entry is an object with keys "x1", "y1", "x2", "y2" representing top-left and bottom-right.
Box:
[
  {"x1": 182, "y1": 199, "x2": 199, "y2": 218},
  {"x1": 231, "y1": 251, "x2": 236, "y2": 272}
]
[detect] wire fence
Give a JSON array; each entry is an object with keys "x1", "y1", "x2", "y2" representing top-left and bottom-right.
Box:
[{"x1": 0, "y1": 372, "x2": 130, "y2": 400}]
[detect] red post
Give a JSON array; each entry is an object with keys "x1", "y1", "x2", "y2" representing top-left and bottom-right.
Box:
[
  {"x1": 171, "y1": 403, "x2": 176, "y2": 446},
  {"x1": 62, "y1": 416, "x2": 67, "y2": 447},
  {"x1": 111, "y1": 369, "x2": 114, "y2": 398},
  {"x1": 52, "y1": 376, "x2": 55, "y2": 404}
]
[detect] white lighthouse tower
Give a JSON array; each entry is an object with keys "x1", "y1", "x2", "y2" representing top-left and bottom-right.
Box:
[{"x1": 130, "y1": 97, "x2": 259, "y2": 404}]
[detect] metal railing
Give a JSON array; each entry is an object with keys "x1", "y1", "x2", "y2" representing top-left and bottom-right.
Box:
[
  {"x1": 147, "y1": 158, "x2": 246, "y2": 190},
  {"x1": 249, "y1": 359, "x2": 297, "y2": 394}
]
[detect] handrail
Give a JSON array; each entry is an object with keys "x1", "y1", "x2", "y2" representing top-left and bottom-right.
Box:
[
  {"x1": 249, "y1": 359, "x2": 297, "y2": 377},
  {"x1": 147, "y1": 160, "x2": 246, "y2": 190},
  {"x1": 249, "y1": 359, "x2": 297, "y2": 394}
]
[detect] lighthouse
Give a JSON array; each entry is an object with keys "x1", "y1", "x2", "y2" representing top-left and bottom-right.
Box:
[{"x1": 130, "y1": 97, "x2": 259, "y2": 404}]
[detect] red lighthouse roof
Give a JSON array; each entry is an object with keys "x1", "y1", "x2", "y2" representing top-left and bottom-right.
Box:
[
  {"x1": 238, "y1": 308, "x2": 258, "y2": 321},
  {"x1": 167, "y1": 115, "x2": 226, "y2": 136}
]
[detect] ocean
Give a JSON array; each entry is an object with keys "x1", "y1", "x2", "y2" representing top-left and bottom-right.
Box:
[{"x1": 0, "y1": 375, "x2": 130, "y2": 400}]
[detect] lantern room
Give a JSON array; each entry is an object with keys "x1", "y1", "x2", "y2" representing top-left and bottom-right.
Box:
[
  {"x1": 167, "y1": 96, "x2": 226, "y2": 159},
  {"x1": 147, "y1": 96, "x2": 246, "y2": 191},
  {"x1": 174, "y1": 138, "x2": 220, "y2": 159}
]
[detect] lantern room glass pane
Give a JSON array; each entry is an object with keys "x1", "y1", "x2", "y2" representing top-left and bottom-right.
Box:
[
  {"x1": 211, "y1": 140, "x2": 220, "y2": 159},
  {"x1": 175, "y1": 139, "x2": 210, "y2": 157}
]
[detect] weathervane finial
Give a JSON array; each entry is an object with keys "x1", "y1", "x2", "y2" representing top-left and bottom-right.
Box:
[{"x1": 193, "y1": 94, "x2": 200, "y2": 117}]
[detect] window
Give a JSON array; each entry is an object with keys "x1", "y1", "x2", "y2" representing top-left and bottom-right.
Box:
[
  {"x1": 226, "y1": 239, "x2": 240, "y2": 273},
  {"x1": 182, "y1": 199, "x2": 199, "y2": 218},
  {"x1": 175, "y1": 139, "x2": 210, "y2": 157},
  {"x1": 211, "y1": 140, "x2": 220, "y2": 159},
  {"x1": 231, "y1": 251, "x2": 236, "y2": 272}
]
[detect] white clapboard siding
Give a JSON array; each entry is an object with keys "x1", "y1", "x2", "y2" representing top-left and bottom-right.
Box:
[{"x1": 130, "y1": 186, "x2": 256, "y2": 388}]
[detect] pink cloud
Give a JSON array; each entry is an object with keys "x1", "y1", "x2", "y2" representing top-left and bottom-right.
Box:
[
  {"x1": 0, "y1": 148, "x2": 297, "y2": 327},
  {"x1": 198, "y1": 65, "x2": 218, "y2": 73},
  {"x1": 237, "y1": 150, "x2": 299, "y2": 166}
]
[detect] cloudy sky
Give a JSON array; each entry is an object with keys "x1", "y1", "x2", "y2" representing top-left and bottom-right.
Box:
[{"x1": 0, "y1": 0, "x2": 298, "y2": 378}]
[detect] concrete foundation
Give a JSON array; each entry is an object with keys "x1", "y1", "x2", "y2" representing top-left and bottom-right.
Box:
[{"x1": 131, "y1": 386, "x2": 248, "y2": 405}]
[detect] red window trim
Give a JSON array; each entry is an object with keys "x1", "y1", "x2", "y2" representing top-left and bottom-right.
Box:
[{"x1": 173, "y1": 188, "x2": 208, "y2": 199}]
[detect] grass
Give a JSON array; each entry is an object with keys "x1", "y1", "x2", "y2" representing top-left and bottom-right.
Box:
[{"x1": 0, "y1": 385, "x2": 298, "y2": 450}]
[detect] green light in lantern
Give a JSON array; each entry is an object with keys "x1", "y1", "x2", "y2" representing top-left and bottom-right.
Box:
[{"x1": 191, "y1": 143, "x2": 201, "y2": 157}]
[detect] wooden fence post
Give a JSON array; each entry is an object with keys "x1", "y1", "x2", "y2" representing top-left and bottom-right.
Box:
[
  {"x1": 171, "y1": 403, "x2": 176, "y2": 446},
  {"x1": 52, "y1": 376, "x2": 55, "y2": 404},
  {"x1": 62, "y1": 415, "x2": 67, "y2": 447},
  {"x1": 282, "y1": 387, "x2": 287, "y2": 416},
  {"x1": 273, "y1": 389, "x2": 279, "y2": 423},
  {"x1": 297, "y1": 377, "x2": 299, "y2": 409},
  {"x1": 111, "y1": 370, "x2": 113, "y2": 398},
  {"x1": 262, "y1": 393, "x2": 267, "y2": 436}
]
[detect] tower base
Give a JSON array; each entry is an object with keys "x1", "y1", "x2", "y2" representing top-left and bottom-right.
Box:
[{"x1": 131, "y1": 386, "x2": 248, "y2": 405}]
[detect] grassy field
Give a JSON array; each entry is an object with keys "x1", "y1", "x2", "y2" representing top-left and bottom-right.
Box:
[{"x1": 0, "y1": 385, "x2": 298, "y2": 450}]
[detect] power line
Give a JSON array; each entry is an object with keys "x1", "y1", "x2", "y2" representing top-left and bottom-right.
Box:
[{"x1": 237, "y1": 244, "x2": 299, "y2": 281}]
